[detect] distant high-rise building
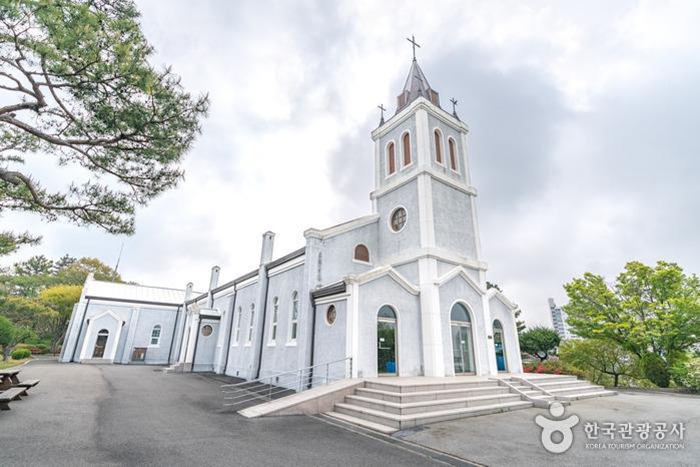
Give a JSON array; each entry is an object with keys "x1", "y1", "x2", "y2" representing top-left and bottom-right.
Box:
[{"x1": 548, "y1": 298, "x2": 575, "y2": 340}]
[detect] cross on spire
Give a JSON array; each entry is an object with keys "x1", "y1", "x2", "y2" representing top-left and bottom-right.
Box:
[
  {"x1": 450, "y1": 97, "x2": 459, "y2": 119},
  {"x1": 377, "y1": 104, "x2": 386, "y2": 125},
  {"x1": 407, "y1": 35, "x2": 420, "y2": 61}
]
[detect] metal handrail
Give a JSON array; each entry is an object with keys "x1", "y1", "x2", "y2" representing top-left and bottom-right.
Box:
[
  {"x1": 221, "y1": 357, "x2": 352, "y2": 408},
  {"x1": 220, "y1": 357, "x2": 351, "y2": 389}
]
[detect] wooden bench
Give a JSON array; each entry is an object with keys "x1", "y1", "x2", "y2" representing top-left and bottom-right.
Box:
[
  {"x1": 0, "y1": 387, "x2": 27, "y2": 411},
  {"x1": 15, "y1": 378, "x2": 40, "y2": 389}
]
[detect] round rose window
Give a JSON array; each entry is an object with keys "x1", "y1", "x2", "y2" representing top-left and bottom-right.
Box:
[
  {"x1": 390, "y1": 207, "x2": 407, "y2": 232},
  {"x1": 201, "y1": 324, "x2": 213, "y2": 337}
]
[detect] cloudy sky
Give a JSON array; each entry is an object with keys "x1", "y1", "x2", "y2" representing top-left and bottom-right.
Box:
[{"x1": 5, "y1": 0, "x2": 699, "y2": 326}]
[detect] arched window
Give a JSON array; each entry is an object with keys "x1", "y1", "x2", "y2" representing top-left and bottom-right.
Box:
[
  {"x1": 354, "y1": 244, "x2": 370, "y2": 263},
  {"x1": 448, "y1": 138, "x2": 458, "y2": 171},
  {"x1": 150, "y1": 324, "x2": 162, "y2": 346},
  {"x1": 378, "y1": 305, "x2": 397, "y2": 320},
  {"x1": 233, "y1": 306, "x2": 242, "y2": 345},
  {"x1": 402, "y1": 132, "x2": 411, "y2": 166},
  {"x1": 270, "y1": 297, "x2": 279, "y2": 343},
  {"x1": 387, "y1": 142, "x2": 396, "y2": 176},
  {"x1": 246, "y1": 304, "x2": 255, "y2": 344},
  {"x1": 289, "y1": 291, "x2": 299, "y2": 342},
  {"x1": 450, "y1": 303, "x2": 471, "y2": 322},
  {"x1": 434, "y1": 130, "x2": 443, "y2": 164}
]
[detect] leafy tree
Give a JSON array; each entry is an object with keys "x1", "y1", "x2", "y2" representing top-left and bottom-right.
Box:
[
  {"x1": 14, "y1": 255, "x2": 53, "y2": 275},
  {"x1": 0, "y1": 315, "x2": 15, "y2": 360},
  {"x1": 559, "y1": 339, "x2": 638, "y2": 387},
  {"x1": 0, "y1": 255, "x2": 121, "y2": 297},
  {"x1": 0, "y1": 0, "x2": 209, "y2": 254},
  {"x1": 640, "y1": 353, "x2": 670, "y2": 388},
  {"x1": 519, "y1": 326, "x2": 560, "y2": 361},
  {"x1": 38, "y1": 284, "x2": 82, "y2": 353},
  {"x1": 487, "y1": 282, "x2": 526, "y2": 333},
  {"x1": 0, "y1": 295, "x2": 52, "y2": 331},
  {"x1": 564, "y1": 261, "x2": 700, "y2": 370}
]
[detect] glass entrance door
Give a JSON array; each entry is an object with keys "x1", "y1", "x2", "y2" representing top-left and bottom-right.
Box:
[
  {"x1": 93, "y1": 329, "x2": 109, "y2": 358},
  {"x1": 493, "y1": 320, "x2": 507, "y2": 372},
  {"x1": 377, "y1": 305, "x2": 398, "y2": 375},
  {"x1": 451, "y1": 324, "x2": 475, "y2": 374}
]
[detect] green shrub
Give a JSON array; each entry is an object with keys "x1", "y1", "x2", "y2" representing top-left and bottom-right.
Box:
[
  {"x1": 641, "y1": 353, "x2": 670, "y2": 388},
  {"x1": 670, "y1": 357, "x2": 700, "y2": 393},
  {"x1": 10, "y1": 349, "x2": 31, "y2": 360}
]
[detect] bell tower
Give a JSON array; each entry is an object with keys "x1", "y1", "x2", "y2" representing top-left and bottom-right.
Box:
[{"x1": 369, "y1": 42, "x2": 486, "y2": 376}]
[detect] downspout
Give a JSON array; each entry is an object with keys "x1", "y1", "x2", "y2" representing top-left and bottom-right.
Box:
[
  {"x1": 223, "y1": 290, "x2": 238, "y2": 374},
  {"x1": 71, "y1": 298, "x2": 91, "y2": 362},
  {"x1": 254, "y1": 267, "x2": 271, "y2": 379},
  {"x1": 190, "y1": 318, "x2": 202, "y2": 373},
  {"x1": 307, "y1": 294, "x2": 318, "y2": 389},
  {"x1": 167, "y1": 305, "x2": 182, "y2": 364}
]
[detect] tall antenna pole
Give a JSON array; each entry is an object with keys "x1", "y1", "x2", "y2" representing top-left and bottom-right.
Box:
[{"x1": 114, "y1": 241, "x2": 125, "y2": 276}]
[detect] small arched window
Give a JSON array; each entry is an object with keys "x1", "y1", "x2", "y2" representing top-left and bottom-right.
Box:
[
  {"x1": 354, "y1": 244, "x2": 370, "y2": 263},
  {"x1": 402, "y1": 132, "x2": 411, "y2": 166},
  {"x1": 387, "y1": 142, "x2": 396, "y2": 176},
  {"x1": 434, "y1": 130, "x2": 443, "y2": 164},
  {"x1": 448, "y1": 138, "x2": 458, "y2": 171},
  {"x1": 378, "y1": 305, "x2": 397, "y2": 320},
  {"x1": 233, "y1": 306, "x2": 242, "y2": 345},
  {"x1": 150, "y1": 324, "x2": 162, "y2": 346},
  {"x1": 270, "y1": 297, "x2": 279, "y2": 342},
  {"x1": 290, "y1": 291, "x2": 299, "y2": 342},
  {"x1": 246, "y1": 304, "x2": 255, "y2": 344}
]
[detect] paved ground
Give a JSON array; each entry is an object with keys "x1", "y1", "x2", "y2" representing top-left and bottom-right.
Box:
[
  {"x1": 4, "y1": 360, "x2": 699, "y2": 466},
  {"x1": 1, "y1": 360, "x2": 437, "y2": 466},
  {"x1": 397, "y1": 390, "x2": 700, "y2": 466}
]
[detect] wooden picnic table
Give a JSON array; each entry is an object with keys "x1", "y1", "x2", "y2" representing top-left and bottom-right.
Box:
[{"x1": 0, "y1": 369, "x2": 21, "y2": 388}]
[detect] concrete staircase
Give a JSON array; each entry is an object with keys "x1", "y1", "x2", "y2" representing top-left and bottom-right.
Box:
[
  {"x1": 516, "y1": 374, "x2": 618, "y2": 402},
  {"x1": 325, "y1": 379, "x2": 533, "y2": 434},
  {"x1": 323, "y1": 375, "x2": 617, "y2": 434}
]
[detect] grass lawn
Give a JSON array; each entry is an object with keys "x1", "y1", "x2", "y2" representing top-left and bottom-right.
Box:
[{"x1": 0, "y1": 358, "x2": 31, "y2": 370}]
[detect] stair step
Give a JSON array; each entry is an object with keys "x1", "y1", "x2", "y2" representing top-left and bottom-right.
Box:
[
  {"x1": 537, "y1": 380, "x2": 589, "y2": 389},
  {"x1": 324, "y1": 411, "x2": 397, "y2": 434},
  {"x1": 549, "y1": 385, "x2": 603, "y2": 394},
  {"x1": 355, "y1": 385, "x2": 509, "y2": 403},
  {"x1": 365, "y1": 380, "x2": 499, "y2": 394},
  {"x1": 559, "y1": 390, "x2": 618, "y2": 401},
  {"x1": 335, "y1": 400, "x2": 533, "y2": 430},
  {"x1": 345, "y1": 393, "x2": 523, "y2": 415}
]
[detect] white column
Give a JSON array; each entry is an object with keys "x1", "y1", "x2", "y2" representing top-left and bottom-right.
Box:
[{"x1": 418, "y1": 257, "x2": 445, "y2": 377}]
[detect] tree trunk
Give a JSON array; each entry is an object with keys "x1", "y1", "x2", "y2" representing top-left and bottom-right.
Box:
[{"x1": 614, "y1": 374, "x2": 619, "y2": 387}]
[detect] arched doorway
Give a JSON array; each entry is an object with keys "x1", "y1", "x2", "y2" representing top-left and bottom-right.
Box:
[
  {"x1": 493, "y1": 320, "x2": 508, "y2": 372},
  {"x1": 377, "y1": 306, "x2": 398, "y2": 375},
  {"x1": 93, "y1": 329, "x2": 109, "y2": 358},
  {"x1": 450, "y1": 303, "x2": 476, "y2": 374}
]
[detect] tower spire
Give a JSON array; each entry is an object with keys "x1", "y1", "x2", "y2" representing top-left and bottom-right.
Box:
[{"x1": 396, "y1": 37, "x2": 440, "y2": 112}]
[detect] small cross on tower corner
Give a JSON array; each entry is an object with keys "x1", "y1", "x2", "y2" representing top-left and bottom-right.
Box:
[
  {"x1": 377, "y1": 104, "x2": 386, "y2": 126},
  {"x1": 450, "y1": 97, "x2": 459, "y2": 119}
]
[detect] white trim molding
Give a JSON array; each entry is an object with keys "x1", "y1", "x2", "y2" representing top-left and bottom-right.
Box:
[
  {"x1": 435, "y1": 266, "x2": 487, "y2": 296},
  {"x1": 346, "y1": 266, "x2": 420, "y2": 296},
  {"x1": 304, "y1": 214, "x2": 380, "y2": 240},
  {"x1": 487, "y1": 288, "x2": 519, "y2": 311}
]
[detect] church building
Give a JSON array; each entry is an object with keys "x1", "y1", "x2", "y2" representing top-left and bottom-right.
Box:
[{"x1": 60, "y1": 54, "x2": 524, "y2": 384}]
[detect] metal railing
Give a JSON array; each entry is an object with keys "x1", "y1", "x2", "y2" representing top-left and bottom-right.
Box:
[{"x1": 221, "y1": 357, "x2": 352, "y2": 408}]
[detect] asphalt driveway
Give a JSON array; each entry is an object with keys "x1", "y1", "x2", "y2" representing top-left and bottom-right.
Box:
[
  {"x1": 397, "y1": 389, "x2": 700, "y2": 466},
  {"x1": 3, "y1": 360, "x2": 699, "y2": 466},
  {"x1": 1, "y1": 360, "x2": 437, "y2": 466}
]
